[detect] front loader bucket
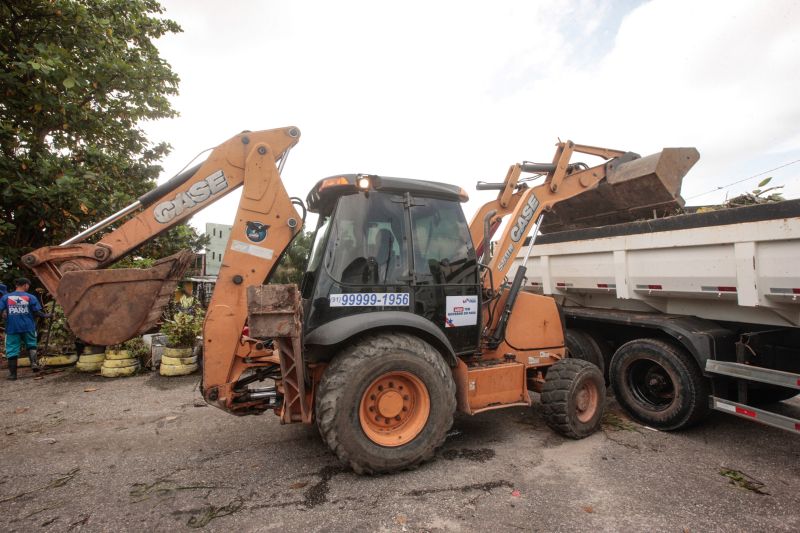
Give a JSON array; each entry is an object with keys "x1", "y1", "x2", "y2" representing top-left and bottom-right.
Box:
[
  {"x1": 540, "y1": 147, "x2": 700, "y2": 233},
  {"x1": 57, "y1": 250, "x2": 195, "y2": 346}
]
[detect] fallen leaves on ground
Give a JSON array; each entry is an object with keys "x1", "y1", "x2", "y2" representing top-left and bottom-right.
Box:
[
  {"x1": 0, "y1": 467, "x2": 79, "y2": 503},
  {"x1": 719, "y1": 468, "x2": 769, "y2": 495},
  {"x1": 129, "y1": 479, "x2": 223, "y2": 502},
  {"x1": 187, "y1": 498, "x2": 244, "y2": 528}
]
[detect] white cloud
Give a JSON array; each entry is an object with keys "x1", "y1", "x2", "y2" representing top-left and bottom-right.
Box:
[{"x1": 143, "y1": 0, "x2": 800, "y2": 232}]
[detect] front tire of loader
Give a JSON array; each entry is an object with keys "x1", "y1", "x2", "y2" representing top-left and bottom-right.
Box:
[
  {"x1": 541, "y1": 358, "x2": 606, "y2": 439},
  {"x1": 316, "y1": 333, "x2": 456, "y2": 475}
]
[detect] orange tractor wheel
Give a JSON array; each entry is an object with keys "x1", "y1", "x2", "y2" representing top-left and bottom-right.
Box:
[
  {"x1": 316, "y1": 332, "x2": 455, "y2": 474},
  {"x1": 359, "y1": 370, "x2": 430, "y2": 447}
]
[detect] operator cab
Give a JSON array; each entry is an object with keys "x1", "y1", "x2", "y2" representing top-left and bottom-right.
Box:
[{"x1": 301, "y1": 174, "x2": 481, "y2": 359}]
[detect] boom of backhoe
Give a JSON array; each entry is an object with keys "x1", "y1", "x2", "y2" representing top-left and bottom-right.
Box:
[{"x1": 23, "y1": 127, "x2": 305, "y2": 417}]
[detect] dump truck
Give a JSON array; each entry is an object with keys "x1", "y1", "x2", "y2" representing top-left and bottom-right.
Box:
[
  {"x1": 22, "y1": 127, "x2": 698, "y2": 472},
  {"x1": 512, "y1": 198, "x2": 800, "y2": 433}
]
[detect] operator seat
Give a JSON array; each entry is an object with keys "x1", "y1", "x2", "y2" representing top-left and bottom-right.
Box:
[{"x1": 371, "y1": 228, "x2": 395, "y2": 282}]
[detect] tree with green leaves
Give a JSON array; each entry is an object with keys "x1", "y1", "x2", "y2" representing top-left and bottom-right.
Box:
[
  {"x1": 270, "y1": 231, "x2": 313, "y2": 285},
  {"x1": 0, "y1": 0, "x2": 201, "y2": 282}
]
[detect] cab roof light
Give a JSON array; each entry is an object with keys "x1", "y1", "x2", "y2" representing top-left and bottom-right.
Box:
[
  {"x1": 319, "y1": 176, "x2": 350, "y2": 191},
  {"x1": 357, "y1": 175, "x2": 371, "y2": 190}
]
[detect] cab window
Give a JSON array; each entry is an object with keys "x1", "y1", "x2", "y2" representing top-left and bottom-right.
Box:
[
  {"x1": 410, "y1": 198, "x2": 477, "y2": 284},
  {"x1": 323, "y1": 193, "x2": 407, "y2": 285}
]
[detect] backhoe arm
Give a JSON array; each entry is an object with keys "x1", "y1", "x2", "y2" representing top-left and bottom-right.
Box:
[
  {"x1": 470, "y1": 141, "x2": 698, "y2": 290},
  {"x1": 469, "y1": 140, "x2": 698, "y2": 354},
  {"x1": 22, "y1": 127, "x2": 302, "y2": 346}
]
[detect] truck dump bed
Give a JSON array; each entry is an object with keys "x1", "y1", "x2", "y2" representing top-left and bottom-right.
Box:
[{"x1": 513, "y1": 199, "x2": 800, "y2": 328}]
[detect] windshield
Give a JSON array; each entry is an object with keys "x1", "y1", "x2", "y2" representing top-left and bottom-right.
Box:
[
  {"x1": 306, "y1": 216, "x2": 331, "y2": 273},
  {"x1": 323, "y1": 193, "x2": 406, "y2": 285}
]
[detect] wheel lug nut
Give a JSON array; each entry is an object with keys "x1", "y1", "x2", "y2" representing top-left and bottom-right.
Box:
[
  {"x1": 402, "y1": 406, "x2": 407, "y2": 411},
  {"x1": 370, "y1": 394, "x2": 376, "y2": 400},
  {"x1": 403, "y1": 395, "x2": 409, "y2": 401},
  {"x1": 369, "y1": 406, "x2": 374, "y2": 412},
  {"x1": 384, "y1": 418, "x2": 391, "y2": 424},
  {"x1": 378, "y1": 385, "x2": 384, "y2": 391},
  {"x1": 395, "y1": 416, "x2": 401, "y2": 421},
  {"x1": 389, "y1": 382, "x2": 394, "y2": 388}
]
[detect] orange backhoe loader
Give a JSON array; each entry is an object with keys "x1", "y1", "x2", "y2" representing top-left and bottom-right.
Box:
[{"x1": 23, "y1": 127, "x2": 698, "y2": 473}]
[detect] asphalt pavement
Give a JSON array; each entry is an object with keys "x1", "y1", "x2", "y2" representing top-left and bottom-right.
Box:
[{"x1": 0, "y1": 367, "x2": 798, "y2": 532}]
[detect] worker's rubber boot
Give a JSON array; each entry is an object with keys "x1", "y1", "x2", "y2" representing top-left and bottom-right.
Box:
[
  {"x1": 29, "y1": 349, "x2": 40, "y2": 372},
  {"x1": 7, "y1": 357, "x2": 18, "y2": 380}
]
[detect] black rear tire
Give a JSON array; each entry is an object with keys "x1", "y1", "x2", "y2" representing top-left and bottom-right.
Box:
[
  {"x1": 541, "y1": 358, "x2": 606, "y2": 439},
  {"x1": 316, "y1": 333, "x2": 456, "y2": 474},
  {"x1": 610, "y1": 338, "x2": 709, "y2": 430},
  {"x1": 565, "y1": 329, "x2": 607, "y2": 381}
]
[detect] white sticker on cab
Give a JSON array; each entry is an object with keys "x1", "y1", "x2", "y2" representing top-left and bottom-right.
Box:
[{"x1": 445, "y1": 295, "x2": 479, "y2": 328}]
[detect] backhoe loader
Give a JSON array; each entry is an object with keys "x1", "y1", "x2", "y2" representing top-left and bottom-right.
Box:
[{"x1": 23, "y1": 127, "x2": 698, "y2": 473}]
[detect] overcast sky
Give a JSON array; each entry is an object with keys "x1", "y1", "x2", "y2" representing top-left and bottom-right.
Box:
[{"x1": 143, "y1": 0, "x2": 800, "y2": 232}]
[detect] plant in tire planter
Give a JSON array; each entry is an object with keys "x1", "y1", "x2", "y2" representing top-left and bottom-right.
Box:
[
  {"x1": 101, "y1": 337, "x2": 145, "y2": 377},
  {"x1": 39, "y1": 304, "x2": 79, "y2": 367},
  {"x1": 123, "y1": 337, "x2": 149, "y2": 362},
  {"x1": 160, "y1": 296, "x2": 203, "y2": 376}
]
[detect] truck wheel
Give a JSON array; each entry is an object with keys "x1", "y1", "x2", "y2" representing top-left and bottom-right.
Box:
[
  {"x1": 541, "y1": 358, "x2": 605, "y2": 439},
  {"x1": 316, "y1": 333, "x2": 456, "y2": 474},
  {"x1": 610, "y1": 338, "x2": 709, "y2": 430},
  {"x1": 565, "y1": 329, "x2": 606, "y2": 380}
]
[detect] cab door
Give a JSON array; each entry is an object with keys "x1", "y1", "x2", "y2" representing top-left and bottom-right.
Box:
[{"x1": 409, "y1": 197, "x2": 481, "y2": 355}]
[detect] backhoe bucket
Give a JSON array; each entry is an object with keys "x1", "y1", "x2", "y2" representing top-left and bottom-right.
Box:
[
  {"x1": 56, "y1": 250, "x2": 195, "y2": 346},
  {"x1": 539, "y1": 147, "x2": 699, "y2": 233}
]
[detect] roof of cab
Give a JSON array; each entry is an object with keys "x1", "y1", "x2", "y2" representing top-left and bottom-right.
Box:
[{"x1": 306, "y1": 174, "x2": 468, "y2": 214}]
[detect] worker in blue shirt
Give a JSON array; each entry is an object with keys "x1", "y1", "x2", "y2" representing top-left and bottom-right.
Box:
[
  {"x1": 0, "y1": 278, "x2": 49, "y2": 380},
  {"x1": 0, "y1": 283, "x2": 7, "y2": 297}
]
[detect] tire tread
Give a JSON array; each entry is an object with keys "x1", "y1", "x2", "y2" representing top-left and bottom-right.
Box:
[
  {"x1": 541, "y1": 358, "x2": 605, "y2": 439},
  {"x1": 316, "y1": 333, "x2": 456, "y2": 474}
]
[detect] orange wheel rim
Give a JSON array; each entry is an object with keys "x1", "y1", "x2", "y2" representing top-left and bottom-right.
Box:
[
  {"x1": 359, "y1": 371, "x2": 430, "y2": 447},
  {"x1": 575, "y1": 380, "x2": 599, "y2": 423}
]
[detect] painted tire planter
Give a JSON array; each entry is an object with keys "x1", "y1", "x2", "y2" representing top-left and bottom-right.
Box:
[
  {"x1": 161, "y1": 354, "x2": 198, "y2": 366},
  {"x1": 160, "y1": 363, "x2": 199, "y2": 377}
]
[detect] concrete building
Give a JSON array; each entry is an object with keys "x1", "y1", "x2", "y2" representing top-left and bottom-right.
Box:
[{"x1": 205, "y1": 222, "x2": 232, "y2": 276}]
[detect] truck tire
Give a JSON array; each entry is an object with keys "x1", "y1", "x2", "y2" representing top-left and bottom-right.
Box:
[
  {"x1": 610, "y1": 338, "x2": 709, "y2": 430},
  {"x1": 565, "y1": 329, "x2": 606, "y2": 380},
  {"x1": 316, "y1": 333, "x2": 456, "y2": 475},
  {"x1": 541, "y1": 358, "x2": 605, "y2": 438}
]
